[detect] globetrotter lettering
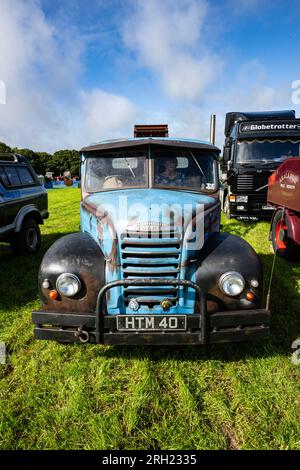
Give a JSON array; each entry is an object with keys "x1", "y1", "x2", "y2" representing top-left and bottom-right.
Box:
[{"x1": 241, "y1": 123, "x2": 300, "y2": 132}]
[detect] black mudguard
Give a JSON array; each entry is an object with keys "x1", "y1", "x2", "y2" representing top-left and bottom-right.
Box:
[
  {"x1": 38, "y1": 232, "x2": 105, "y2": 313},
  {"x1": 194, "y1": 232, "x2": 263, "y2": 312}
]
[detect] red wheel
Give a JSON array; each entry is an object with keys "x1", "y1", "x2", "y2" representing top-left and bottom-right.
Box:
[
  {"x1": 274, "y1": 219, "x2": 288, "y2": 250},
  {"x1": 271, "y1": 210, "x2": 299, "y2": 260}
]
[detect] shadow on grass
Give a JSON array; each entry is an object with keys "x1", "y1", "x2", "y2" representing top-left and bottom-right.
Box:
[{"x1": 0, "y1": 232, "x2": 74, "y2": 310}]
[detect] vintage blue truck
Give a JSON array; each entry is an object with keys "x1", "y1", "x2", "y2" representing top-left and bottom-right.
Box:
[{"x1": 32, "y1": 125, "x2": 270, "y2": 345}]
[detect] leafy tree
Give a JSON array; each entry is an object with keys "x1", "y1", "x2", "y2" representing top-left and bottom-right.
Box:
[
  {"x1": 36, "y1": 152, "x2": 52, "y2": 175},
  {"x1": 52, "y1": 149, "x2": 80, "y2": 177},
  {"x1": 0, "y1": 141, "x2": 11, "y2": 153},
  {"x1": 12, "y1": 147, "x2": 45, "y2": 175},
  {"x1": 0, "y1": 141, "x2": 80, "y2": 177}
]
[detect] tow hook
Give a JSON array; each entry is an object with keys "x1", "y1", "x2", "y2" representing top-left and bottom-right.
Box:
[{"x1": 75, "y1": 326, "x2": 90, "y2": 343}]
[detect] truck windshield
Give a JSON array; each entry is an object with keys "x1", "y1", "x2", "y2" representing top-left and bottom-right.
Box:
[
  {"x1": 153, "y1": 149, "x2": 217, "y2": 192},
  {"x1": 236, "y1": 140, "x2": 300, "y2": 164},
  {"x1": 85, "y1": 150, "x2": 147, "y2": 192}
]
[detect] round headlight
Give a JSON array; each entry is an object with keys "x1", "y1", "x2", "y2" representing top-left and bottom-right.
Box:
[
  {"x1": 219, "y1": 271, "x2": 245, "y2": 297},
  {"x1": 56, "y1": 273, "x2": 81, "y2": 297}
]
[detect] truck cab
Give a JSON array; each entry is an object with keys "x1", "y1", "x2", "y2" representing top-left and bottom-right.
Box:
[
  {"x1": 221, "y1": 110, "x2": 300, "y2": 220},
  {"x1": 0, "y1": 153, "x2": 48, "y2": 255},
  {"x1": 33, "y1": 126, "x2": 270, "y2": 346},
  {"x1": 268, "y1": 157, "x2": 300, "y2": 260}
]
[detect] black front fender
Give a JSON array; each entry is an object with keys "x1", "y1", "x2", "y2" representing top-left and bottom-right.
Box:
[
  {"x1": 38, "y1": 232, "x2": 105, "y2": 313},
  {"x1": 194, "y1": 232, "x2": 263, "y2": 312}
]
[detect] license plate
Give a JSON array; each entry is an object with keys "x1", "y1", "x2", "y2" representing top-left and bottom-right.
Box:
[{"x1": 116, "y1": 315, "x2": 187, "y2": 331}]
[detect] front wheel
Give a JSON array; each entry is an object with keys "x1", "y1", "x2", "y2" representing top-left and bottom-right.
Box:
[
  {"x1": 271, "y1": 210, "x2": 298, "y2": 260},
  {"x1": 10, "y1": 218, "x2": 41, "y2": 255}
]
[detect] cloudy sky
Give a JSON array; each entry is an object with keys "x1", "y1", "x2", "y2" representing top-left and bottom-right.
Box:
[{"x1": 0, "y1": 0, "x2": 299, "y2": 152}]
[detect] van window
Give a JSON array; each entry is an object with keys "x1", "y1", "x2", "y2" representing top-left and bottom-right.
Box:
[
  {"x1": 4, "y1": 167, "x2": 20, "y2": 186},
  {"x1": 17, "y1": 167, "x2": 35, "y2": 185},
  {"x1": 0, "y1": 166, "x2": 10, "y2": 186},
  {"x1": 0, "y1": 165, "x2": 35, "y2": 187}
]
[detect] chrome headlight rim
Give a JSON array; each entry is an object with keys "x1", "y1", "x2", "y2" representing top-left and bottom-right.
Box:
[
  {"x1": 219, "y1": 271, "x2": 245, "y2": 297},
  {"x1": 56, "y1": 273, "x2": 81, "y2": 297}
]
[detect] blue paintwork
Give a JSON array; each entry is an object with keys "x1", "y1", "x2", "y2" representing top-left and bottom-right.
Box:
[
  {"x1": 80, "y1": 140, "x2": 220, "y2": 315},
  {"x1": 81, "y1": 188, "x2": 220, "y2": 315}
]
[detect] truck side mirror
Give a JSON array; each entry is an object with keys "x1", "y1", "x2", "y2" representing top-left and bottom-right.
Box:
[{"x1": 223, "y1": 146, "x2": 231, "y2": 163}]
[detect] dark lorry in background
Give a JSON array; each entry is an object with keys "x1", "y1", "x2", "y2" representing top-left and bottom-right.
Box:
[{"x1": 220, "y1": 110, "x2": 300, "y2": 220}]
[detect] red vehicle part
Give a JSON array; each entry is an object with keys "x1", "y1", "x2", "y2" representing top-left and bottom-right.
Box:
[{"x1": 268, "y1": 158, "x2": 300, "y2": 259}]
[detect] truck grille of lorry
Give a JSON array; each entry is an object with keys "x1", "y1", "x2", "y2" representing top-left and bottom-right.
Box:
[
  {"x1": 237, "y1": 174, "x2": 270, "y2": 209},
  {"x1": 120, "y1": 230, "x2": 181, "y2": 308},
  {"x1": 236, "y1": 173, "x2": 269, "y2": 192}
]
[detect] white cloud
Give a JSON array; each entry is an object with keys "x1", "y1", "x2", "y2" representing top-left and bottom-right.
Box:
[
  {"x1": 0, "y1": 0, "x2": 138, "y2": 152},
  {"x1": 0, "y1": 0, "x2": 295, "y2": 154},
  {"x1": 224, "y1": 60, "x2": 291, "y2": 112},
  {"x1": 123, "y1": 0, "x2": 222, "y2": 100},
  {"x1": 78, "y1": 89, "x2": 138, "y2": 144}
]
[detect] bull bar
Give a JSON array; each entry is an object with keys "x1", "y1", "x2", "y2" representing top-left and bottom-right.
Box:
[{"x1": 32, "y1": 279, "x2": 270, "y2": 345}]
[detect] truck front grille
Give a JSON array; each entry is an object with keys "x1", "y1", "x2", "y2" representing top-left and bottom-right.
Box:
[
  {"x1": 236, "y1": 174, "x2": 269, "y2": 192},
  {"x1": 236, "y1": 173, "x2": 270, "y2": 209},
  {"x1": 120, "y1": 230, "x2": 181, "y2": 308}
]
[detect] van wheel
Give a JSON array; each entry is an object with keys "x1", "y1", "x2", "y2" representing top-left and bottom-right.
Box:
[
  {"x1": 10, "y1": 218, "x2": 41, "y2": 255},
  {"x1": 271, "y1": 210, "x2": 298, "y2": 260},
  {"x1": 224, "y1": 195, "x2": 231, "y2": 219}
]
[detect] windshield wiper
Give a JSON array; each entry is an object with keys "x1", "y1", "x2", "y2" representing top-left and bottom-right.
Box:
[
  {"x1": 189, "y1": 150, "x2": 204, "y2": 176},
  {"x1": 124, "y1": 158, "x2": 135, "y2": 178},
  {"x1": 239, "y1": 159, "x2": 282, "y2": 167},
  {"x1": 259, "y1": 157, "x2": 289, "y2": 166},
  {"x1": 238, "y1": 160, "x2": 258, "y2": 166}
]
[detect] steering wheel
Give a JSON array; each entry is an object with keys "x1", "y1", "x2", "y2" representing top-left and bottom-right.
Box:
[{"x1": 103, "y1": 175, "x2": 124, "y2": 188}]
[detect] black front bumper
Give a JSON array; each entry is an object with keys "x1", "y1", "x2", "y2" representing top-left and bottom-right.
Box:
[
  {"x1": 32, "y1": 279, "x2": 270, "y2": 345},
  {"x1": 229, "y1": 203, "x2": 274, "y2": 220}
]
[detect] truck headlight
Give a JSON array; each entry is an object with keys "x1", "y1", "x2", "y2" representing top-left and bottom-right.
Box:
[
  {"x1": 236, "y1": 195, "x2": 248, "y2": 203},
  {"x1": 56, "y1": 273, "x2": 81, "y2": 297},
  {"x1": 219, "y1": 271, "x2": 245, "y2": 297}
]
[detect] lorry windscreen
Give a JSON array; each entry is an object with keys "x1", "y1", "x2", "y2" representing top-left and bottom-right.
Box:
[
  {"x1": 153, "y1": 149, "x2": 217, "y2": 192},
  {"x1": 236, "y1": 140, "x2": 300, "y2": 164},
  {"x1": 85, "y1": 150, "x2": 147, "y2": 192}
]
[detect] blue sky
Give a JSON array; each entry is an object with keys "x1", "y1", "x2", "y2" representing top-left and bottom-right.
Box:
[{"x1": 0, "y1": 0, "x2": 300, "y2": 152}]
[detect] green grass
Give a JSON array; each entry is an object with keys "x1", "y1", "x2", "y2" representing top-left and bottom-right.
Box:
[{"x1": 0, "y1": 188, "x2": 300, "y2": 450}]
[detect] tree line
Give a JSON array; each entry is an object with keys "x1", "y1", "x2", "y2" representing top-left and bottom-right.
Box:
[{"x1": 0, "y1": 141, "x2": 80, "y2": 177}]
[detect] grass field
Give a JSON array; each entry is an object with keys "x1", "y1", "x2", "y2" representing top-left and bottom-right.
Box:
[{"x1": 0, "y1": 188, "x2": 300, "y2": 450}]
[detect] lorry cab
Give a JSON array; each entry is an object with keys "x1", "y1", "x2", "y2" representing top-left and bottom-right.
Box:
[
  {"x1": 0, "y1": 153, "x2": 48, "y2": 255},
  {"x1": 268, "y1": 157, "x2": 300, "y2": 259},
  {"x1": 33, "y1": 126, "x2": 270, "y2": 346},
  {"x1": 221, "y1": 110, "x2": 300, "y2": 220}
]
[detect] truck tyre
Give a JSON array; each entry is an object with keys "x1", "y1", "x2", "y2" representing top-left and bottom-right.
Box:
[
  {"x1": 271, "y1": 210, "x2": 298, "y2": 260},
  {"x1": 10, "y1": 218, "x2": 41, "y2": 255},
  {"x1": 224, "y1": 194, "x2": 231, "y2": 219}
]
